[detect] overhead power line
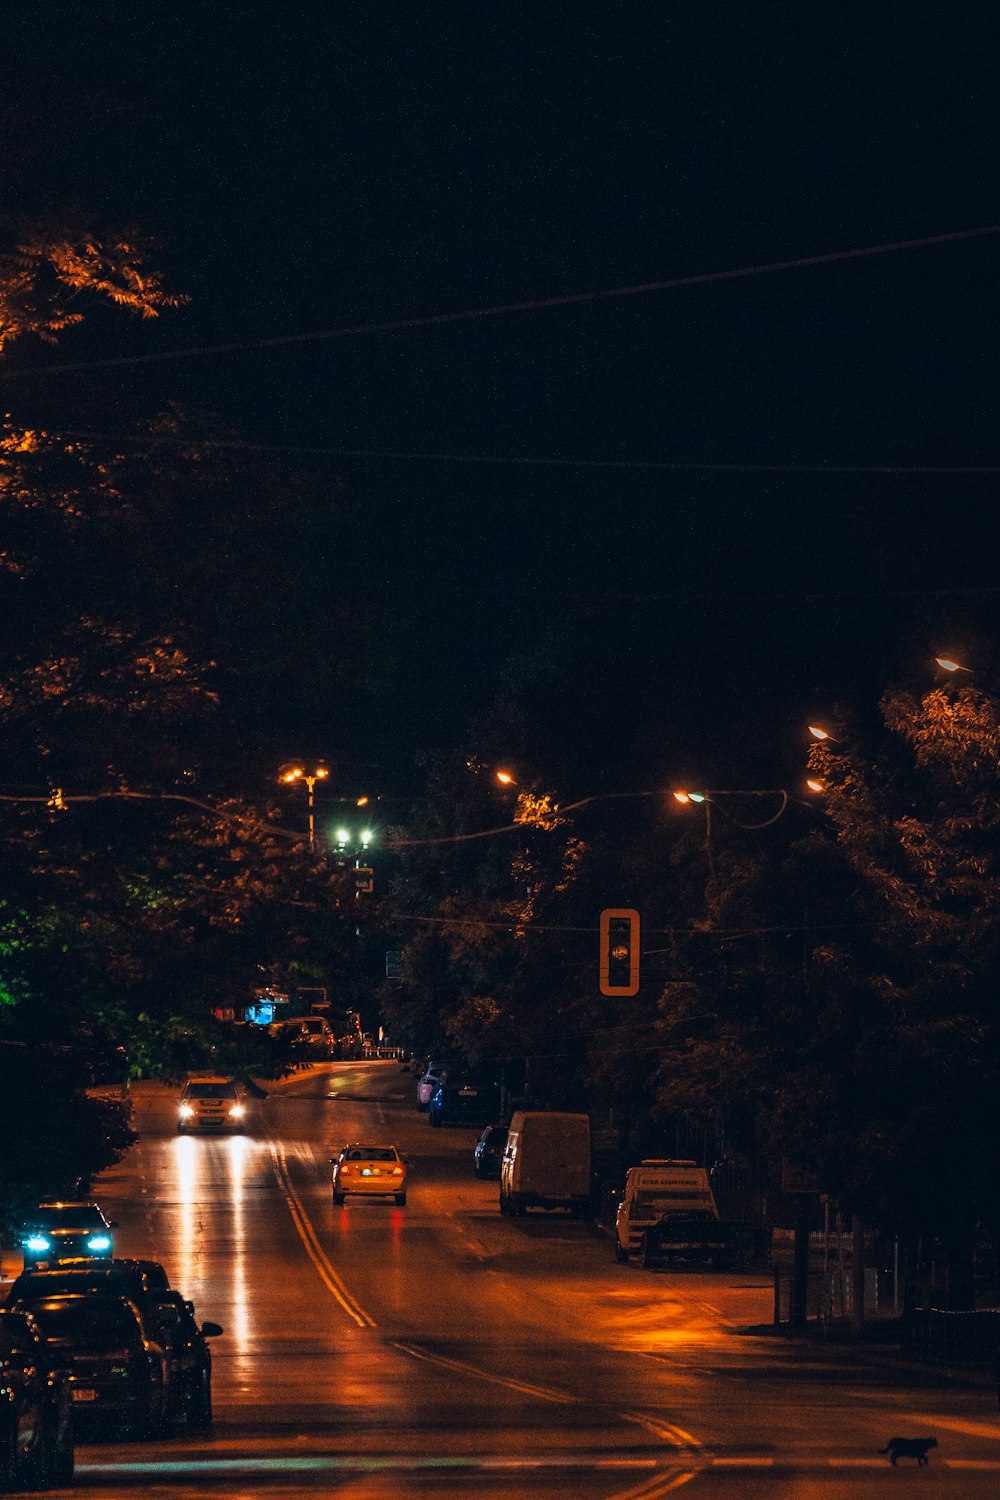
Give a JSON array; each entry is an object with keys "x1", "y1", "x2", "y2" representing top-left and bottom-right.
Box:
[
  {"x1": 48, "y1": 431, "x2": 1000, "y2": 476},
  {"x1": 2, "y1": 223, "x2": 997, "y2": 381}
]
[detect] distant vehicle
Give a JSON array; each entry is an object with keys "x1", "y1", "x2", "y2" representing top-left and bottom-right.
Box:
[
  {"x1": 429, "y1": 1077, "x2": 501, "y2": 1127},
  {"x1": 331, "y1": 1144, "x2": 407, "y2": 1205},
  {"x1": 499, "y1": 1112, "x2": 591, "y2": 1217},
  {"x1": 416, "y1": 1061, "x2": 451, "y2": 1109},
  {"x1": 473, "y1": 1123, "x2": 509, "y2": 1178},
  {"x1": 614, "y1": 1159, "x2": 739, "y2": 1267},
  {"x1": 7, "y1": 1259, "x2": 221, "y2": 1429},
  {"x1": 177, "y1": 1076, "x2": 247, "y2": 1133},
  {"x1": 295, "y1": 1016, "x2": 336, "y2": 1055},
  {"x1": 0, "y1": 1308, "x2": 74, "y2": 1490},
  {"x1": 14, "y1": 1293, "x2": 170, "y2": 1439},
  {"x1": 21, "y1": 1202, "x2": 117, "y2": 1266}
]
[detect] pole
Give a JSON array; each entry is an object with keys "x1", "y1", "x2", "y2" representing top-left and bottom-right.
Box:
[
  {"x1": 851, "y1": 1214, "x2": 865, "y2": 1337},
  {"x1": 306, "y1": 776, "x2": 316, "y2": 850}
]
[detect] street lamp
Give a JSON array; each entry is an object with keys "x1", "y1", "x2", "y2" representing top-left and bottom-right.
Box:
[
  {"x1": 935, "y1": 656, "x2": 970, "y2": 673},
  {"x1": 496, "y1": 770, "x2": 516, "y2": 786},
  {"x1": 279, "y1": 762, "x2": 329, "y2": 851}
]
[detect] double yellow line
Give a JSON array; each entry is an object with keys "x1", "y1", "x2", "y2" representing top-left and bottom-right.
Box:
[{"x1": 268, "y1": 1140, "x2": 376, "y2": 1328}]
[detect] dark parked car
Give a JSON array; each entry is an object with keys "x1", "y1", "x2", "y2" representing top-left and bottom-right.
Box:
[
  {"x1": 21, "y1": 1201, "x2": 117, "y2": 1266},
  {"x1": 7, "y1": 1261, "x2": 221, "y2": 1429},
  {"x1": 429, "y1": 1077, "x2": 502, "y2": 1127},
  {"x1": 13, "y1": 1293, "x2": 170, "y2": 1439},
  {"x1": 473, "y1": 1123, "x2": 509, "y2": 1178},
  {"x1": 0, "y1": 1308, "x2": 74, "y2": 1491}
]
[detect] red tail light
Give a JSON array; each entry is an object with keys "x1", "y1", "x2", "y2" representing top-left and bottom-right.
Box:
[
  {"x1": 339, "y1": 1164, "x2": 351, "y2": 1175},
  {"x1": 392, "y1": 1165, "x2": 403, "y2": 1176}
]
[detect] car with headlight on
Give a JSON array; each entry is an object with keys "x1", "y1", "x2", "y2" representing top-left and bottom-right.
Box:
[
  {"x1": 12, "y1": 1293, "x2": 170, "y2": 1440},
  {"x1": 176, "y1": 1076, "x2": 247, "y2": 1133},
  {"x1": 21, "y1": 1202, "x2": 117, "y2": 1266},
  {"x1": 0, "y1": 1307, "x2": 75, "y2": 1490},
  {"x1": 331, "y1": 1144, "x2": 407, "y2": 1205}
]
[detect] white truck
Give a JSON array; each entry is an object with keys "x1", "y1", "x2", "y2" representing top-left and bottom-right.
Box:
[
  {"x1": 614, "y1": 1158, "x2": 738, "y2": 1268},
  {"x1": 499, "y1": 1111, "x2": 591, "y2": 1217}
]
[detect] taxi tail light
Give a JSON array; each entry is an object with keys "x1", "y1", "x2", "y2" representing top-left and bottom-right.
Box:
[
  {"x1": 391, "y1": 1165, "x2": 403, "y2": 1175},
  {"x1": 339, "y1": 1164, "x2": 351, "y2": 1175}
]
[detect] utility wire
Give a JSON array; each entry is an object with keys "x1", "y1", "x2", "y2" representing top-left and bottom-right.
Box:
[
  {"x1": 45, "y1": 431, "x2": 1000, "y2": 476},
  {"x1": 2, "y1": 223, "x2": 997, "y2": 381}
]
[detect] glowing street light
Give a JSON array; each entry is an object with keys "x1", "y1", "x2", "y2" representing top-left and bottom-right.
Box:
[
  {"x1": 496, "y1": 770, "x2": 515, "y2": 786},
  {"x1": 935, "y1": 657, "x2": 970, "y2": 673},
  {"x1": 808, "y1": 724, "x2": 833, "y2": 742},
  {"x1": 805, "y1": 778, "x2": 824, "y2": 793},
  {"x1": 279, "y1": 762, "x2": 329, "y2": 850}
]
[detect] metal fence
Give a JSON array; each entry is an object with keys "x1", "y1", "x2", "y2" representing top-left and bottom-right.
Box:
[{"x1": 903, "y1": 1308, "x2": 1000, "y2": 1370}]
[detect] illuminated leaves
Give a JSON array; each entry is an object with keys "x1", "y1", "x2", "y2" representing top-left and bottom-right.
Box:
[{"x1": 0, "y1": 220, "x2": 187, "y2": 353}]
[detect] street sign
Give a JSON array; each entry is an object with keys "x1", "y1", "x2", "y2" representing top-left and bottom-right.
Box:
[{"x1": 599, "y1": 908, "x2": 640, "y2": 996}]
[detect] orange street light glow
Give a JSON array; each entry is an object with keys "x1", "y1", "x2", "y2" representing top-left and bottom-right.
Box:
[
  {"x1": 496, "y1": 771, "x2": 515, "y2": 785},
  {"x1": 315, "y1": 766, "x2": 329, "y2": 779},
  {"x1": 673, "y1": 791, "x2": 691, "y2": 804},
  {"x1": 808, "y1": 725, "x2": 831, "y2": 741},
  {"x1": 281, "y1": 768, "x2": 303, "y2": 782},
  {"x1": 935, "y1": 657, "x2": 966, "y2": 672},
  {"x1": 356, "y1": 796, "x2": 369, "y2": 806},
  {"x1": 806, "y1": 778, "x2": 824, "y2": 793}
]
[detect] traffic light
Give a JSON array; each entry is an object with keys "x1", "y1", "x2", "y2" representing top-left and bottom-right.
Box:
[{"x1": 599, "y1": 908, "x2": 640, "y2": 996}]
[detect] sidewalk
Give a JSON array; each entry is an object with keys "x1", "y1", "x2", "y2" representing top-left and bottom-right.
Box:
[{"x1": 743, "y1": 1317, "x2": 999, "y2": 1394}]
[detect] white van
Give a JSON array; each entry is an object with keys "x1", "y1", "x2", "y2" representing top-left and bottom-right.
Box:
[
  {"x1": 614, "y1": 1158, "x2": 718, "y2": 1261},
  {"x1": 499, "y1": 1111, "x2": 591, "y2": 1217}
]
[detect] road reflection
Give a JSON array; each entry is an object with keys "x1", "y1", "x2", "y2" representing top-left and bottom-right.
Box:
[{"x1": 171, "y1": 1132, "x2": 259, "y2": 1369}]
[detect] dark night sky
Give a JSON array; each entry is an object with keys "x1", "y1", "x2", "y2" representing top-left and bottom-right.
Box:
[{"x1": 3, "y1": 7, "x2": 999, "y2": 795}]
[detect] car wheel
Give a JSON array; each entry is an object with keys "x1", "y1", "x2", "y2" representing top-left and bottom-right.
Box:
[
  {"x1": 333, "y1": 1191, "x2": 345, "y2": 1206},
  {"x1": 46, "y1": 1404, "x2": 74, "y2": 1490},
  {"x1": 395, "y1": 1192, "x2": 406, "y2": 1206},
  {"x1": 0, "y1": 1416, "x2": 17, "y2": 1493},
  {"x1": 187, "y1": 1368, "x2": 213, "y2": 1431}
]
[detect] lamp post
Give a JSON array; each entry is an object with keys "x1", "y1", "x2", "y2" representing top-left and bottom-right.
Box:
[
  {"x1": 672, "y1": 787, "x2": 789, "y2": 876},
  {"x1": 279, "y1": 762, "x2": 329, "y2": 851}
]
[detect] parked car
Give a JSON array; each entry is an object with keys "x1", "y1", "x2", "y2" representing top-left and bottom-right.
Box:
[
  {"x1": 416, "y1": 1061, "x2": 450, "y2": 1110},
  {"x1": 429, "y1": 1077, "x2": 501, "y2": 1127},
  {"x1": 7, "y1": 1259, "x2": 221, "y2": 1429},
  {"x1": 21, "y1": 1201, "x2": 117, "y2": 1266},
  {"x1": 0, "y1": 1308, "x2": 74, "y2": 1490},
  {"x1": 13, "y1": 1293, "x2": 170, "y2": 1439},
  {"x1": 331, "y1": 1144, "x2": 407, "y2": 1205},
  {"x1": 177, "y1": 1076, "x2": 248, "y2": 1133},
  {"x1": 473, "y1": 1124, "x2": 509, "y2": 1178}
]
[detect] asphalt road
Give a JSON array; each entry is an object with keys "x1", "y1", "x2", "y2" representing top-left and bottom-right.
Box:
[{"x1": 22, "y1": 1060, "x2": 1000, "y2": 1497}]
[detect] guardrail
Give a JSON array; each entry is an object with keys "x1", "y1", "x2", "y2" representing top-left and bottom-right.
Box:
[{"x1": 361, "y1": 1045, "x2": 407, "y2": 1060}]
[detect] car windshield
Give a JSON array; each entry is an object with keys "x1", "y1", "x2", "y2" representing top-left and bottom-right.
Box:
[
  {"x1": 185, "y1": 1083, "x2": 237, "y2": 1099},
  {"x1": 35, "y1": 1206, "x2": 104, "y2": 1229},
  {"x1": 347, "y1": 1147, "x2": 397, "y2": 1162},
  {"x1": 27, "y1": 1299, "x2": 141, "y2": 1349}
]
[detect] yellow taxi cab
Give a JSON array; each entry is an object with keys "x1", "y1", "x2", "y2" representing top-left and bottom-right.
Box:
[{"x1": 331, "y1": 1144, "x2": 407, "y2": 1205}]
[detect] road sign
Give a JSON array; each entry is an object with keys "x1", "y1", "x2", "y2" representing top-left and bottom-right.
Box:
[{"x1": 599, "y1": 908, "x2": 640, "y2": 996}]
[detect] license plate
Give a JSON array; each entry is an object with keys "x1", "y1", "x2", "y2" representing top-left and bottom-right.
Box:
[{"x1": 72, "y1": 1389, "x2": 97, "y2": 1402}]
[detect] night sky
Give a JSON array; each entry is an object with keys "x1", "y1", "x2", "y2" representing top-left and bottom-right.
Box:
[{"x1": 4, "y1": 8, "x2": 999, "y2": 797}]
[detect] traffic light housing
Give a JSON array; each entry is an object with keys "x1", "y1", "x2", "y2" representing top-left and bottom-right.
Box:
[{"x1": 599, "y1": 908, "x2": 640, "y2": 996}]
